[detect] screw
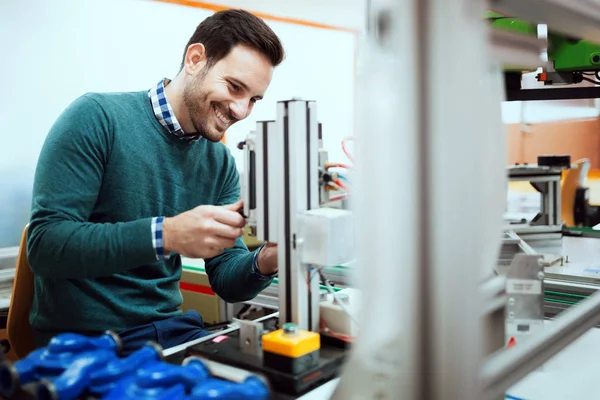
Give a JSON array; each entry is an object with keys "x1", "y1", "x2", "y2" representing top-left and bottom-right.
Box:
[
  {"x1": 508, "y1": 298, "x2": 515, "y2": 306},
  {"x1": 538, "y1": 271, "x2": 545, "y2": 280},
  {"x1": 508, "y1": 312, "x2": 515, "y2": 319}
]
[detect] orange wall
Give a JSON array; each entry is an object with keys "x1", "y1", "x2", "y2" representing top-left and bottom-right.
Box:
[{"x1": 506, "y1": 118, "x2": 600, "y2": 168}]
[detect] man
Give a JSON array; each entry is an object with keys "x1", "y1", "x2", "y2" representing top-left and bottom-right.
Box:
[{"x1": 26, "y1": 9, "x2": 284, "y2": 354}]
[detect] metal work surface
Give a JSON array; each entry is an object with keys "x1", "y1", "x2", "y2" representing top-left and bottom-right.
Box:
[
  {"x1": 533, "y1": 236, "x2": 600, "y2": 285},
  {"x1": 506, "y1": 321, "x2": 600, "y2": 400}
]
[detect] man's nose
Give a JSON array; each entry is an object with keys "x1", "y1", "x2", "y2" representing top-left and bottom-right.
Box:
[{"x1": 229, "y1": 99, "x2": 250, "y2": 120}]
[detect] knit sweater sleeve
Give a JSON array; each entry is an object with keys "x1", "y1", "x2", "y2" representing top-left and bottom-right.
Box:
[
  {"x1": 203, "y1": 151, "x2": 274, "y2": 303},
  {"x1": 27, "y1": 95, "x2": 157, "y2": 279}
]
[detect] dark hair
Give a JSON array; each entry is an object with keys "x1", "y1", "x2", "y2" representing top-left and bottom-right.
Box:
[{"x1": 180, "y1": 9, "x2": 285, "y2": 70}]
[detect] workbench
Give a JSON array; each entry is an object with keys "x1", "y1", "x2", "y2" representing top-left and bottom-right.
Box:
[
  {"x1": 507, "y1": 321, "x2": 600, "y2": 399},
  {"x1": 180, "y1": 234, "x2": 600, "y2": 399},
  {"x1": 290, "y1": 320, "x2": 600, "y2": 400}
]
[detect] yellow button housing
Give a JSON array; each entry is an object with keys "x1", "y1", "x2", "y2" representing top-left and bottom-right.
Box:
[{"x1": 262, "y1": 329, "x2": 320, "y2": 358}]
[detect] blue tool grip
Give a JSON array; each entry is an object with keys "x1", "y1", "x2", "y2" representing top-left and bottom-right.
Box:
[
  {"x1": 189, "y1": 376, "x2": 269, "y2": 400},
  {"x1": 136, "y1": 359, "x2": 209, "y2": 390},
  {"x1": 103, "y1": 359, "x2": 211, "y2": 400},
  {"x1": 35, "y1": 349, "x2": 117, "y2": 400},
  {"x1": 89, "y1": 344, "x2": 163, "y2": 396},
  {"x1": 46, "y1": 332, "x2": 120, "y2": 355},
  {"x1": 0, "y1": 332, "x2": 120, "y2": 399},
  {"x1": 0, "y1": 347, "x2": 46, "y2": 397}
]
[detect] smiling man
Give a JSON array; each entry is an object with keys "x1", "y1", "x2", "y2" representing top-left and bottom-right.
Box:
[{"x1": 26, "y1": 9, "x2": 284, "y2": 354}]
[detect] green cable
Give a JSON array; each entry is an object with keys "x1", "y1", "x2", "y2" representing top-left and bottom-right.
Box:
[
  {"x1": 544, "y1": 290, "x2": 587, "y2": 300},
  {"x1": 544, "y1": 298, "x2": 578, "y2": 306}
]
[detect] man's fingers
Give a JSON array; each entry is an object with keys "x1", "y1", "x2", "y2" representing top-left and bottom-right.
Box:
[
  {"x1": 223, "y1": 199, "x2": 244, "y2": 212},
  {"x1": 213, "y1": 207, "x2": 246, "y2": 228},
  {"x1": 211, "y1": 221, "x2": 244, "y2": 240}
]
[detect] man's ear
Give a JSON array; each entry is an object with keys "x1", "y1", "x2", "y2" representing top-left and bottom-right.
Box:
[{"x1": 183, "y1": 43, "x2": 207, "y2": 75}]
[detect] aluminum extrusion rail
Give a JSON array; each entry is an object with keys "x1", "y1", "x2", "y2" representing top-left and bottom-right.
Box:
[{"x1": 480, "y1": 288, "x2": 600, "y2": 399}]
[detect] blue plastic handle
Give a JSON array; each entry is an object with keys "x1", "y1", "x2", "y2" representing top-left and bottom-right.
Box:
[
  {"x1": 89, "y1": 344, "x2": 163, "y2": 396},
  {"x1": 189, "y1": 376, "x2": 269, "y2": 400},
  {"x1": 103, "y1": 358, "x2": 211, "y2": 400},
  {"x1": 0, "y1": 332, "x2": 119, "y2": 399}
]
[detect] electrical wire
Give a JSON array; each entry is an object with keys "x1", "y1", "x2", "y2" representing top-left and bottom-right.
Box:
[
  {"x1": 337, "y1": 173, "x2": 351, "y2": 184},
  {"x1": 341, "y1": 137, "x2": 354, "y2": 163},
  {"x1": 328, "y1": 194, "x2": 348, "y2": 202},
  {"x1": 581, "y1": 76, "x2": 600, "y2": 85},
  {"x1": 325, "y1": 162, "x2": 351, "y2": 170},
  {"x1": 334, "y1": 180, "x2": 348, "y2": 190},
  {"x1": 504, "y1": 394, "x2": 525, "y2": 400},
  {"x1": 319, "y1": 319, "x2": 355, "y2": 342},
  {"x1": 327, "y1": 181, "x2": 343, "y2": 191}
]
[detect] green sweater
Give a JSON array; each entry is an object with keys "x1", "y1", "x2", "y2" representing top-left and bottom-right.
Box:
[{"x1": 27, "y1": 91, "x2": 273, "y2": 337}]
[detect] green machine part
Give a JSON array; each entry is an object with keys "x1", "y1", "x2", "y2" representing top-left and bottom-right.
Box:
[
  {"x1": 548, "y1": 34, "x2": 600, "y2": 71},
  {"x1": 486, "y1": 11, "x2": 537, "y2": 36},
  {"x1": 486, "y1": 11, "x2": 600, "y2": 72}
]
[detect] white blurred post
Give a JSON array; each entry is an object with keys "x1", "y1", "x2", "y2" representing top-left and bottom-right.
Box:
[{"x1": 332, "y1": 0, "x2": 506, "y2": 399}]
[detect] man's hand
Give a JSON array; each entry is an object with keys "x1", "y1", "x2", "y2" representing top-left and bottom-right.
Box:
[
  {"x1": 162, "y1": 200, "x2": 246, "y2": 259},
  {"x1": 257, "y1": 242, "x2": 278, "y2": 275}
]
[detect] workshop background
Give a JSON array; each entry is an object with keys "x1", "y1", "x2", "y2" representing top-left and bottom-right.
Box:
[{"x1": 1, "y1": 0, "x2": 600, "y2": 249}]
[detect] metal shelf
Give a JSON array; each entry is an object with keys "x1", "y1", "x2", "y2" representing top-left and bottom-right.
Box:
[
  {"x1": 489, "y1": 28, "x2": 544, "y2": 68},
  {"x1": 491, "y1": 0, "x2": 600, "y2": 43}
]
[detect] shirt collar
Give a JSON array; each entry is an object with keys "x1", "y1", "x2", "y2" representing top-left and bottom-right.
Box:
[{"x1": 148, "y1": 78, "x2": 201, "y2": 142}]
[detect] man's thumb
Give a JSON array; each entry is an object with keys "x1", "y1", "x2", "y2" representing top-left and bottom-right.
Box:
[{"x1": 224, "y1": 199, "x2": 244, "y2": 211}]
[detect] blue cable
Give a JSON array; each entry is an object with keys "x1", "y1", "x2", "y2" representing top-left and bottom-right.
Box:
[
  {"x1": 337, "y1": 174, "x2": 351, "y2": 184},
  {"x1": 505, "y1": 394, "x2": 525, "y2": 400}
]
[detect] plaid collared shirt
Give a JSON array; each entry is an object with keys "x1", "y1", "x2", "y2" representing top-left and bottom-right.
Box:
[{"x1": 148, "y1": 78, "x2": 201, "y2": 142}]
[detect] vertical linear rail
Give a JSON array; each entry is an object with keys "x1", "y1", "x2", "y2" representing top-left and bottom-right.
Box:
[
  {"x1": 255, "y1": 120, "x2": 279, "y2": 243},
  {"x1": 276, "y1": 99, "x2": 320, "y2": 331}
]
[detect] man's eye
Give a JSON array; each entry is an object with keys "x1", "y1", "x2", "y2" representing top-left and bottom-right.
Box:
[
  {"x1": 250, "y1": 98, "x2": 258, "y2": 104},
  {"x1": 230, "y1": 83, "x2": 240, "y2": 91}
]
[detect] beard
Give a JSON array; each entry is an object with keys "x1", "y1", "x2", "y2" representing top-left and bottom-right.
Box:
[{"x1": 182, "y1": 68, "x2": 226, "y2": 143}]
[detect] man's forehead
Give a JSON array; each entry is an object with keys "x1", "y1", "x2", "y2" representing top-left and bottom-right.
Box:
[{"x1": 217, "y1": 46, "x2": 273, "y2": 90}]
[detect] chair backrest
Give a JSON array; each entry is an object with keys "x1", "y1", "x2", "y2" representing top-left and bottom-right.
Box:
[
  {"x1": 6, "y1": 225, "x2": 35, "y2": 359},
  {"x1": 561, "y1": 158, "x2": 590, "y2": 227}
]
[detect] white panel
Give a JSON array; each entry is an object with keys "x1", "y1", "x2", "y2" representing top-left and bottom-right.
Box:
[
  {"x1": 0, "y1": 0, "x2": 211, "y2": 247},
  {"x1": 199, "y1": 0, "x2": 366, "y2": 31}
]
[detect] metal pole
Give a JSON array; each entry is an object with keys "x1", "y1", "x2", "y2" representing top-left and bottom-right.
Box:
[
  {"x1": 333, "y1": 0, "x2": 508, "y2": 399},
  {"x1": 481, "y1": 289, "x2": 600, "y2": 399}
]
